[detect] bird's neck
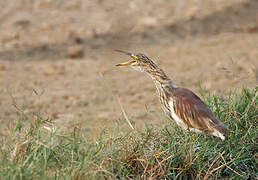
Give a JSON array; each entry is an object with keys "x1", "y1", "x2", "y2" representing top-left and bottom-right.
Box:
[
  {"x1": 146, "y1": 67, "x2": 177, "y2": 92},
  {"x1": 145, "y1": 67, "x2": 176, "y2": 113}
]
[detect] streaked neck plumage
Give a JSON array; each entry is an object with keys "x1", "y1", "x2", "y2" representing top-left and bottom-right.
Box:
[
  {"x1": 145, "y1": 65, "x2": 177, "y2": 91},
  {"x1": 144, "y1": 64, "x2": 177, "y2": 112}
]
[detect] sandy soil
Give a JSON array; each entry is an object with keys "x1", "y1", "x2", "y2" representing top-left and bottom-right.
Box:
[{"x1": 0, "y1": 0, "x2": 257, "y2": 139}]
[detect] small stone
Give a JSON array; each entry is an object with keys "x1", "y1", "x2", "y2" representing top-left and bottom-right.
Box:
[
  {"x1": 14, "y1": 19, "x2": 30, "y2": 28},
  {"x1": 67, "y1": 46, "x2": 84, "y2": 59},
  {"x1": 246, "y1": 25, "x2": 258, "y2": 33},
  {"x1": 0, "y1": 64, "x2": 6, "y2": 71}
]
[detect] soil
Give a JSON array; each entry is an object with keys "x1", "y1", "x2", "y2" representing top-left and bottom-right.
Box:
[{"x1": 0, "y1": 0, "x2": 257, "y2": 139}]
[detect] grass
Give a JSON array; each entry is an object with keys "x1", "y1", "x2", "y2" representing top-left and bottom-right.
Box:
[{"x1": 0, "y1": 87, "x2": 257, "y2": 179}]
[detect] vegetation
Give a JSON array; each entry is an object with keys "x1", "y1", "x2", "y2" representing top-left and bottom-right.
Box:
[{"x1": 0, "y1": 87, "x2": 257, "y2": 179}]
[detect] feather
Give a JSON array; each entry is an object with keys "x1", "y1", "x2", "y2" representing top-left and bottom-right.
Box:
[
  {"x1": 116, "y1": 51, "x2": 228, "y2": 140},
  {"x1": 169, "y1": 88, "x2": 228, "y2": 138}
]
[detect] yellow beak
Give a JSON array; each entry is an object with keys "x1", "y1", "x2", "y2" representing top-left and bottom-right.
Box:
[{"x1": 116, "y1": 60, "x2": 136, "y2": 66}]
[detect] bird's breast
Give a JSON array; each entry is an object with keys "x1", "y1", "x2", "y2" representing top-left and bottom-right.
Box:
[{"x1": 168, "y1": 100, "x2": 187, "y2": 128}]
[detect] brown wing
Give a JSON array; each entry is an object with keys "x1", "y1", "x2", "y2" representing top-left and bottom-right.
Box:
[{"x1": 170, "y1": 88, "x2": 228, "y2": 135}]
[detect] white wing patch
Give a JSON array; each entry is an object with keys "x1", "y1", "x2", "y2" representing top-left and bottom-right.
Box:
[
  {"x1": 189, "y1": 128, "x2": 201, "y2": 133},
  {"x1": 168, "y1": 100, "x2": 226, "y2": 140},
  {"x1": 168, "y1": 100, "x2": 186, "y2": 128}
]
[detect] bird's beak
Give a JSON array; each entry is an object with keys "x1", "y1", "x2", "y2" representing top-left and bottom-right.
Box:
[
  {"x1": 116, "y1": 60, "x2": 136, "y2": 66},
  {"x1": 115, "y1": 49, "x2": 138, "y2": 67}
]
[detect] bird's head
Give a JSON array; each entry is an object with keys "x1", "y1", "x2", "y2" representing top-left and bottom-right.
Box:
[{"x1": 115, "y1": 50, "x2": 157, "y2": 72}]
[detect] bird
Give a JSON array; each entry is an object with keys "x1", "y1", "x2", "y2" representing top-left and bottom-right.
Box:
[{"x1": 115, "y1": 50, "x2": 228, "y2": 140}]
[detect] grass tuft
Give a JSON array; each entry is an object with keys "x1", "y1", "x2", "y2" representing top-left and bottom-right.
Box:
[{"x1": 0, "y1": 87, "x2": 257, "y2": 179}]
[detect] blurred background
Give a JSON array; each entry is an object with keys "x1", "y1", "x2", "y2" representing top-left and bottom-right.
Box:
[{"x1": 0, "y1": 0, "x2": 257, "y2": 139}]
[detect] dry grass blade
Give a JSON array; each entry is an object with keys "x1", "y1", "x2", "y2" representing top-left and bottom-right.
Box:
[
  {"x1": 10, "y1": 142, "x2": 19, "y2": 162},
  {"x1": 0, "y1": 84, "x2": 256, "y2": 179},
  {"x1": 116, "y1": 95, "x2": 135, "y2": 130},
  {"x1": 99, "y1": 72, "x2": 135, "y2": 131},
  {"x1": 204, "y1": 156, "x2": 240, "y2": 180}
]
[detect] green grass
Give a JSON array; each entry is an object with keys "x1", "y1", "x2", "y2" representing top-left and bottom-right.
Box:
[{"x1": 0, "y1": 87, "x2": 257, "y2": 179}]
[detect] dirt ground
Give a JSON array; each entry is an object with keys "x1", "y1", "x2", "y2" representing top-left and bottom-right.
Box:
[{"x1": 0, "y1": 0, "x2": 257, "y2": 139}]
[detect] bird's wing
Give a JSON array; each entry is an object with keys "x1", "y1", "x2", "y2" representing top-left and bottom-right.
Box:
[{"x1": 170, "y1": 88, "x2": 227, "y2": 135}]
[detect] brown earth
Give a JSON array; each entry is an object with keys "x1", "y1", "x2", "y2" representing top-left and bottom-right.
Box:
[{"x1": 0, "y1": 0, "x2": 257, "y2": 139}]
